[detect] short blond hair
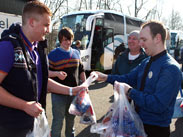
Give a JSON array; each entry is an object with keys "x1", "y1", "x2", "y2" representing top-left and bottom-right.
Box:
[{"x1": 22, "y1": 1, "x2": 52, "y2": 25}]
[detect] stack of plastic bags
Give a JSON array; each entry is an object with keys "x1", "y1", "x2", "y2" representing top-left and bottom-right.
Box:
[
  {"x1": 90, "y1": 81, "x2": 147, "y2": 137},
  {"x1": 26, "y1": 110, "x2": 50, "y2": 137},
  {"x1": 69, "y1": 72, "x2": 98, "y2": 125}
]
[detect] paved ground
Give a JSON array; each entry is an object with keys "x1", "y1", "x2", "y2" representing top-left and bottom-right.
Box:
[{"x1": 46, "y1": 82, "x2": 183, "y2": 137}]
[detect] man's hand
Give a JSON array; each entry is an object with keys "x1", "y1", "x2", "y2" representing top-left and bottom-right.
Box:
[
  {"x1": 115, "y1": 82, "x2": 132, "y2": 95},
  {"x1": 72, "y1": 86, "x2": 87, "y2": 96},
  {"x1": 49, "y1": 70, "x2": 67, "y2": 80},
  {"x1": 122, "y1": 83, "x2": 132, "y2": 95},
  {"x1": 23, "y1": 101, "x2": 43, "y2": 117},
  {"x1": 94, "y1": 71, "x2": 108, "y2": 82},
  {"x1": 57, "y1": 71, "x2": 67, "y2": 80}
]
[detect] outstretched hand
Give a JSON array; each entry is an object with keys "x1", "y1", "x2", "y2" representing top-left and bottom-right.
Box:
[
  {"x1": 93, "y1": 71, "x2": 108, "y2": 82},
  {"x1": 72, "y1": 85, "x2": 87, "y2": 96}
]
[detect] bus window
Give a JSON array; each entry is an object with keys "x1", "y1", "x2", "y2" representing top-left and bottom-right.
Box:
[
  {"x1": 81, "y1": 35, "x2": 89, "y2": 50},
  {"x1": 104, "y1": 13, "x2": 124, "y2": 35},
  {"x1": 126, "y1": 17, "x2": 143, "y2": 34},
  {"x1": 179, "y1": 40, "x2": 183, "y2": 47},
  {"x1": 171, "y1": 32, "x2": 177, "y2": 48},
  {"x1": 96, "y1": 18, "x2": 103, "y2": 26},
  {"x1": 103, "y1": 28, "x2": 114, "y2": 47},
  {"x1": 75, "y1": 23, "x2": 83, "y2": 40}
]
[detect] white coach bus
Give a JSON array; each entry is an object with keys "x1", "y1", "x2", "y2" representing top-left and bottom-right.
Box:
[
  {"x1": 58, "y1": 10, "x2": 144, "y2": 72},
  {"x1": 0, "y1": 12, "x2": 21, "y2": 38},
  {"x1": 168, "y1": 30, "x2": 183, "y2": 62}
]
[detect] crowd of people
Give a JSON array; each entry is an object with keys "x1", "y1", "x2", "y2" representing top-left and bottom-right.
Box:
[
  {"x1": 0, "y1": 1, "x2": 182, "y2": 137},
  {"x1": 96, "y1": 21, "x2": 182, "y2": 137}
]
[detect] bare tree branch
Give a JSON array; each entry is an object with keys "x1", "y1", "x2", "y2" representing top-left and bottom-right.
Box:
[
  {"x1": 143, "y1": 10, "x2": 151, "y2": 20},
  {"x1": 85, "y1": 0, "x2": 88, "y2": 9},
  {"x1": 96, "y1": 0, "x2": 102, "y2": 9},
  {"x1": 52, "y1": 0, "x2": 65, "y2": 18},
  {"x1": 135, "y1": 0, "x2": 148, "y2": 17},
  {"x1": 79, "y1": 0, "x2": 83, "y2": 11},
  {"x1": 168, "y1": 10, "x2": 183, "y2": 30},
  {"x1": 127, "y1": 5, "x2": 131, "y2": 16}
]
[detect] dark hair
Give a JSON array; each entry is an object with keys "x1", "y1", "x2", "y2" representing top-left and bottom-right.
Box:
[
  {"x1": 22, "y1": 1, "x2": 52, "y2": 25},
  {"x1": 141, "y1": 20, "x2": 167, "y2": 44},
  {"x1": 58, "y1": 27, "x2": 74, "y2": 43}
]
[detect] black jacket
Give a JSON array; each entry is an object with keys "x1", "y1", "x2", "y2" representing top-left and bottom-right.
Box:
[{"x1": 0, "y1": 23, "x2": 48, "y2": 129}]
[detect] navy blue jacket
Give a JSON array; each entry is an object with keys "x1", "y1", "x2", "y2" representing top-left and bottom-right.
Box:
[{"x1": 108, "y1": 52, "x2": 182, "y2": 127}]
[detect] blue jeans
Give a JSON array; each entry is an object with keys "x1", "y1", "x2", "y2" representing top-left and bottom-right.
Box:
[
  {"x1": 51, "y1": 93, "x2": 75, "y2": 137},
  {"x1": 0, "y1": 126, "x2": 30, "y2": 137}
]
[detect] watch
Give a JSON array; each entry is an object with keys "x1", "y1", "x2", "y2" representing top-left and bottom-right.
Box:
[{"x1": 127, "y1": 88, "x2": 132, "y2": 98}]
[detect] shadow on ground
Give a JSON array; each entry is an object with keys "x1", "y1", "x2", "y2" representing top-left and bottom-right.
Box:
[
  {"x1": 76, "y1": 82, "x2": 110, "y2": 137},
  {"x1": 77, "y1": 116, "x2": 183, "y2": 137},
  {"x1": 109, "y1": 95, "x2": 114, "y2": 103},
  {"x1": 76, "y1": 116, "x2": 105, "y2": 137},
  {"x1": 170, "y1": 118, "x2": 183, "y2": 137},
  {"x1": 89, "y1": 82, "x2": 108, "y2": 90}
]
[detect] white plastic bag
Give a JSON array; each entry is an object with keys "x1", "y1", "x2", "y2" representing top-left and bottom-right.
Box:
[
  {"x1": 81, "y1": 71, "x2": 98, "y2": 87},
  {"x1": 69, "y1": 72, "x2": 98, "y2": 125},
  {"x1": 91, "y1": 81, "x2": 147, "y2": 137},
  {"x1": 90, "y1": 104, "x2": 115, "y2": 135},
  {"x1": 26, "y1": 110, "x2": 50, "y2": 137}
]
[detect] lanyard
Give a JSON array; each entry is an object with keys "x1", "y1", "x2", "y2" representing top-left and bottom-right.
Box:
[
  {"x1": 135, "y1": 50, "x2": 167, "y2": 112},
  {"x1": 139, "y1": 50, "x2": 167, "y2": 91}
]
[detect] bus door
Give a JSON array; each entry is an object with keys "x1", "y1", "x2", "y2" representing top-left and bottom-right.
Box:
[
  {"x1": 103, "y1": 28, "x2": 114, "y2": 70},
  {"x1": 91, "y1": 25, "x2": 103, "y2": 70}
]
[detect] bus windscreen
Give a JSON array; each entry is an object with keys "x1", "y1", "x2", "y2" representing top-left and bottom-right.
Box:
[{"x1": 60, "y1": 14, "x2": 92, "y2": 49}]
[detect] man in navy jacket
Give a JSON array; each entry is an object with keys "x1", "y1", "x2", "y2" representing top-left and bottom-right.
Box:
[{"x1": 96, "y1": 21, "x2": 182, "y2": 137}]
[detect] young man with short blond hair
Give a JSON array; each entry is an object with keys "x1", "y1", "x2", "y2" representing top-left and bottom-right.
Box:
[{"x1": 0, "y1": 1, "x2": 85, "y2": 137}]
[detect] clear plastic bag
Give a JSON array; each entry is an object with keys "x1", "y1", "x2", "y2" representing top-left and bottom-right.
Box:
[
  {"x1": 69, "y1": 72, "x2": 98, "y2": 125},
  {"x1": 91, "y1": 81, "x2": 147, "y2": 137},
  {"x1": 91, "y1": 104, "x2": 115, "y2": 135},
  {"x1": 26, "y1": 109, "x2": 50, "y2": 137}
]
